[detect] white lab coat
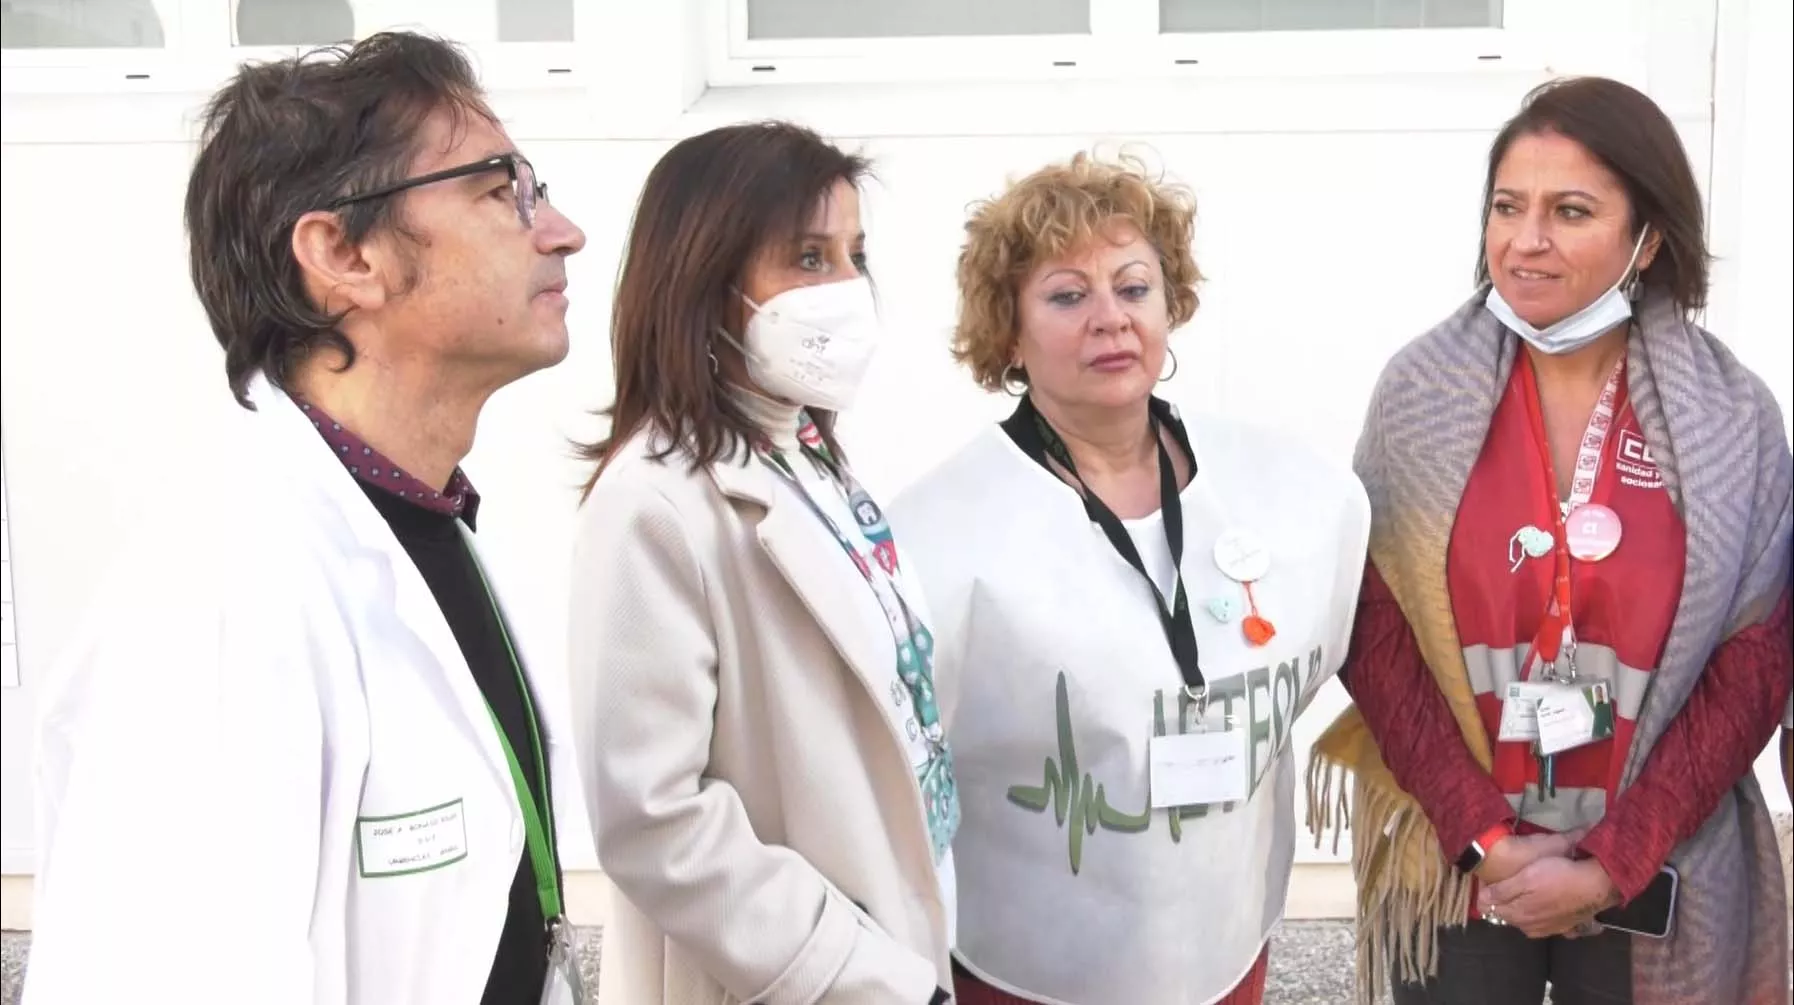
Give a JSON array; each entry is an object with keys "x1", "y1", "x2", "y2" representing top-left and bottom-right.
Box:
[{"x1": 24, "y1": 374, "x2": 586, "y2": 1005}]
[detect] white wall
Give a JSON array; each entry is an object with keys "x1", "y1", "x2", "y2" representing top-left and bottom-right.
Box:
[{"x1": 3, "y1": 0, "x2": 1787, "y2": 912}]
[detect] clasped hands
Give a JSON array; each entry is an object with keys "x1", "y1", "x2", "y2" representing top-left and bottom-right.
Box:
[{"x1": 1473, "y1": 829, "x2": 1621, "y2": 940}]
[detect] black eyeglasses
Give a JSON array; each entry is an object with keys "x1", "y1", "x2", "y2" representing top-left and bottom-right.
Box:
[{"x1": 326, "y1": 153, "x2": 547, "y2": 228}]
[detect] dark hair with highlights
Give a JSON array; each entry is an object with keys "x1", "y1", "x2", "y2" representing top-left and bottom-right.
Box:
[
  {"x1": 184, "y1": 31, "x2": 494, "y2": 408},
  {"x1": 1476, "y1": 76, "x2": 1710, "y2": 314},
  {"x1": 579, "y1": 121, "x2": 872, "y2": 493}
]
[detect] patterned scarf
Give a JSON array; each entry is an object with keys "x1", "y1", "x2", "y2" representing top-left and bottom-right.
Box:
[
  {"x1": 1307, "y1": 289, "x2": 1792, "y2": 1004},
  {"x1": 758, "y1": 417, "x2": 962, "y2": 864}
]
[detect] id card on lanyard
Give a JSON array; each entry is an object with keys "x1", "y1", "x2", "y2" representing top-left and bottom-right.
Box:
[
  {"x1": 1002, "y1": 395, "x2": 1250, "y2": 808},
  {"x1": 469, "y1": 558, "x2": 585, "y2": 1005},
  {"x1": 1501, "y1": 356, "x2": 1620, "y2": 792}
]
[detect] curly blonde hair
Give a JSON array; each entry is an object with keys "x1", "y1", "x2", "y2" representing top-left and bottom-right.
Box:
[{"x1": 952, "y1": 151, "x2": 1202, "y2": 392}]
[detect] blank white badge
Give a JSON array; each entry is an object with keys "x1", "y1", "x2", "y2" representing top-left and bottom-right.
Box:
[{"x1": 1149, "y1": 730, "x2": 1250, "y2": 808}]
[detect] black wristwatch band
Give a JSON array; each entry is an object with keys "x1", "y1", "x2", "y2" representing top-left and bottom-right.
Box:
[
  {"x1": 1455, "y1": 826, "x2": 1511, "y2": 873},
  {"x1": 1455, "y1": 841, "x2": 1487, "y2": 873}
]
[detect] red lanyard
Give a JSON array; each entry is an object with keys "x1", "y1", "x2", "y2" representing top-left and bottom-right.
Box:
[{"x1": 1515, "y1": 354, "x2": 1624, "y2": 678}]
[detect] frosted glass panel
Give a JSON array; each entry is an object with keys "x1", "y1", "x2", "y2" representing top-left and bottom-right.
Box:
[
  {"x1": 747, "y1": 0, "x2": 1089, "y2": 40},
  {"x1": 496, "y1": 0, "x2": 570, "y2": 41},
  {"x1": 231, "y1": 0, "x2": 574, "y2": 46},
  {"x1": 2, "y1": 0, "x2": 166, "y2": 47},
  {"x1": 1161, "y1": 0, "x2": 1501, "y2": 32},
  {"x1": 235, "y1": 0, "x2": 353, "y2": 45},
  {"x1": 1423, "y1": 0, "x2": 1501, "y2": 28}
]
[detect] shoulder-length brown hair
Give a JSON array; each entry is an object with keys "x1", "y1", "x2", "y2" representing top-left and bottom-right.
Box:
[
  {"x1": 1475, "y1": 76, "x2": 1710, "y2": 314},
  {"x1": 579, "y1": 121, "x2": 872, "y2": 494}
]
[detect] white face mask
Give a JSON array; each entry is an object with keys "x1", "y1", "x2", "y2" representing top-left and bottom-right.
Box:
[
  {"x1": 726, "y1": 277, "x2": 882, "y2": 411},
  {"x1": 1485, "y1": 227, "x2": 1651, "y2": 356}
]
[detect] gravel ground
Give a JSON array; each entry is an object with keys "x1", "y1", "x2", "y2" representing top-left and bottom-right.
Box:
[{"x1": 2, "y1": 921, "x2": 1363, "y2": 1004}]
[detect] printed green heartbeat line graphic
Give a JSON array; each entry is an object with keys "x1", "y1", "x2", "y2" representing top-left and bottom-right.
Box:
[{"x1": 1006, "y1": 671, "x2": 1151, "y2": 875}]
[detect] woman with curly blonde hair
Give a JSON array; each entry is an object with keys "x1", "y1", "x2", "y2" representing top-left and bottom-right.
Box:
[{"x1": 888, "y1": 152, "x2": 1371, "y2": 1005}]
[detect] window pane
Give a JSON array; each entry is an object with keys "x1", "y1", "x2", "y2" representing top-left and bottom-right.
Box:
[
  {"x1": 1270, "y1": 0, "x2": 1377, "y2": 31},
  {"x1": 1160, "y1": 0, "x2": 1501, "y2": 32},
  {"x1": 497, "y1": 0, "x2": 571, "y2": 41},
  {"x1": 231, "y1": 0, "x2": 574, "y2": 46},
  {"x1": 1423, "y1": 0, "x2": 1501, "y2": 28},
  {"x1": 2, "y1": 0, "x2": 166, "y2": 47},
  {"x1": 235, "y1": 0, "x2": 353, "y2": 46},
  {"x1": 747, "y1": 0, "x2": 1089, "y2": 40}
]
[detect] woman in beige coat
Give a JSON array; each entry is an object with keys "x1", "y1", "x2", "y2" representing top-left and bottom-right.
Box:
[{"x1": 566, "y1": 121, "x2": 959, "y2": 1005}]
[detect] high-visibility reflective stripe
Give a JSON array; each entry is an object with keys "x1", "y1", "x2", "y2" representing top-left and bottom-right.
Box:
[
  {"x1": 1505, "y1": 783, "x2": 1606, "y2": 832},
  {"x1": 1463, "y1": 641, "x2": 1651, "y2": 720}
]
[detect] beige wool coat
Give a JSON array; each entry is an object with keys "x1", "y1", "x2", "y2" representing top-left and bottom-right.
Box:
[{"x1": 566, "y1": 426, "x2": 954, "y2": 1005}]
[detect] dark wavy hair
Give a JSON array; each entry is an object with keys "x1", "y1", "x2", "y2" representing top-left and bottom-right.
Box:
[{"x1": 184, "y1": 31, "x2": 494, "y2": 407}]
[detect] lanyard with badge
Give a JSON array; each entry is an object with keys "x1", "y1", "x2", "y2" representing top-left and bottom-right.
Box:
[
  {"x1": 470, "y1": 558, "x2": 584, "y2": 1005},
  {"x1": 1004, "y1": 395, "x2": 1261, "y2": 810},
  {"x1": 1499, "y1": 355, "x2": 1622, "y2": 796},
  {"x1": 757, "y1": 422, "x2": 961, "y2": 864}
]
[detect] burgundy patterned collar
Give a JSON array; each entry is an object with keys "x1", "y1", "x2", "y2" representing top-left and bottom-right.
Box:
[{"x1": 296, "y1": 400, "x2": 481, "y2": 528}]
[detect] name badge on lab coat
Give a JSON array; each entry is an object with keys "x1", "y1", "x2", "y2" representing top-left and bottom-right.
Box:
[{"x1": 355, "y1": 799, "x2": 469, "y2": 877}]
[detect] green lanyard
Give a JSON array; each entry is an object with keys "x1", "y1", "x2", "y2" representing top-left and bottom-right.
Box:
[{"x1": 470, "y1": 556, "x2": 563, "y2": 925}]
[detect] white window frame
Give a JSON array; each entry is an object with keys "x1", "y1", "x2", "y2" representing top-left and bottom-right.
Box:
[
  {"x1": 1, "y1": 0, "x2": 589, "y2": 96},
  {"x1": 707, "y1": 0, "x2": 1602, "y2": 87},
  {"x1": 1, "y1": 0, "x2": 192, "y2": 92}
]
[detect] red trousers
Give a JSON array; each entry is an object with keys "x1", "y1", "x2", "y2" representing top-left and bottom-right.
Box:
[{"x1": 952, "y1": 945, "x2": 1270, "y2": 1005}]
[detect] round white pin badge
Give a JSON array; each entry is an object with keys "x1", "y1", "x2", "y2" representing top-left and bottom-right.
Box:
[{"x1": 1213, "y1": 528, "x2": 1272, "y2": 583}]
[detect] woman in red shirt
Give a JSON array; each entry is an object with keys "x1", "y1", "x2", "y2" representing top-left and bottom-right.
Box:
[{"x1": 1308, "y1": 76, "x2": 1792, "y2": 1005}]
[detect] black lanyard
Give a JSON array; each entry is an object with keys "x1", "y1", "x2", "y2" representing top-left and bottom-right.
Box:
[{"x1": 1002, "y1": 394, "x2": 1205, "y2": 696}]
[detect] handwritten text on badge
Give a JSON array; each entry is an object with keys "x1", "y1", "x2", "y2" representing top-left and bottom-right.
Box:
[{"x1": 1149, "y1": 731, "x2": 1249, "y2": 808}]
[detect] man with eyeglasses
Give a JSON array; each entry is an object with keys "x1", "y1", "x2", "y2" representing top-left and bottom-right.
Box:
[{"x1": 26, "y1": 32, "x2": 589, "y2": 1005}]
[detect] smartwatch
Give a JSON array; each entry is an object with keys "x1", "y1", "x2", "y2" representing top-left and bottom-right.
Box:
[{"x1": 1455, "y1": 822, "x2": 1514, "y2": 873}]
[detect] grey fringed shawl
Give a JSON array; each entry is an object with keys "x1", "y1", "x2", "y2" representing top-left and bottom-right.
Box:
[{"x1": 1309, "y1": 288, "x2": 1792, "y2": 1004}]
